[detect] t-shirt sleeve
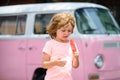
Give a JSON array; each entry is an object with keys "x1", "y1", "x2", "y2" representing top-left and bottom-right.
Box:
[{"x1": 42, "y1": 41, "x2": 52, "y2": 56}]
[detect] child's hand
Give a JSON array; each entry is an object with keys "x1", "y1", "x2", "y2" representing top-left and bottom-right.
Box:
[
  {"x1": 73, "y1": 52, "x2": 79, "y2": 58},
  {"x1": 55, "y1": 58, "x2": 66, "y2": 67},
  {"x1": 72, "y1": 52, "x2": 79, "y2": 68}
]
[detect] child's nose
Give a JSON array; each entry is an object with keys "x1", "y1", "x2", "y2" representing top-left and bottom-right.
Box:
[{"x1": 65, "y1": 31, "x2": 70, "y2": 35}]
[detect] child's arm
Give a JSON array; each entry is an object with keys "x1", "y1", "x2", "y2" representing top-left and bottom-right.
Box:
[
  {"x1": 72, "y1": 52, "x2": 79, "y2": 68},
  {"x1": 70, "y1": 40, "x2": 79, "y2": 68},
  {"x1": 42, "y1": 52, "x2": 66, "y2": 69}
]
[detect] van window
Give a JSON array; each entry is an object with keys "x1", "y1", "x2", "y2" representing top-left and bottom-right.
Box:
[
  {"x1": 34, "y1": 13, "x2": 54, "y2": 34},
  {"x1": 0, "y1": 15, "x2": 26, "y2": 35},
  {"x1": 75, "y1": 8, "x2": 120, "y2": 34}
]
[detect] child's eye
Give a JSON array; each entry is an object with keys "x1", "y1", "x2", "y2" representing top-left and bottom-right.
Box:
[
  {"x1": 68, "y1": 30, "x2": 72, "y2": 32},
  {"x1": 62, "y1": 30, "x2": 65, "y2": 32},
  {"x1": 61, "y1": 30, "x2": 72, "y2": 32}
]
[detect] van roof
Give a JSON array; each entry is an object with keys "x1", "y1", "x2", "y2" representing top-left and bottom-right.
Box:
[{"x1": 0, "y1": 2, "x2": 108, "y2": 14}]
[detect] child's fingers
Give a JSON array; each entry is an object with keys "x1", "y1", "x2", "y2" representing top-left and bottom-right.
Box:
[{"x1": 73, "y1": 52, "x2": 79, "y2": 57}]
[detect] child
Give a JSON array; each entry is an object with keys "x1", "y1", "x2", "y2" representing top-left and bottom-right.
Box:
[{"x1": 42, "y1": 12, "x2": 79, "y2": 80}]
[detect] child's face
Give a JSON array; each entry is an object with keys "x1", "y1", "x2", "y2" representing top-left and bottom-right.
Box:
[{"x1": 55, "y1": 23, "x2": 73, "y2": 42}]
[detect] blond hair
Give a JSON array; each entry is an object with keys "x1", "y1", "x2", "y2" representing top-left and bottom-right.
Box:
[{"x1": 47, "y1": 12, "x2": 75, "y2": 39}]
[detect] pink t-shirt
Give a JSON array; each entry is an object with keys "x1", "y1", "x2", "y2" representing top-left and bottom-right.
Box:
[{"x1": 42, "y1": 39, "x2": 73, "y2": 80}]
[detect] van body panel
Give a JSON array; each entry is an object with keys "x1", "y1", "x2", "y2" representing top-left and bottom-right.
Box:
[
  {"x1": 26, "y1": 39, "x2": 48, "y2": 80},
  {"x1": 0, "y1": 39, "x2": 27, "y2": 80},
  {"x1": 79, "y1": 36, "x2": 120, "y2": 80}
]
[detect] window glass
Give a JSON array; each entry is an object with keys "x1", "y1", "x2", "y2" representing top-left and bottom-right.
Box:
[
  {"x1": 0, "y1": 15, "x2": 26, "y2": 35},
  {"x1": 75, "y1": 8, "x2": 120, "y2": 34},
  {"x1": 34, "y1": 13, "x2": 54, "y2": 34}
]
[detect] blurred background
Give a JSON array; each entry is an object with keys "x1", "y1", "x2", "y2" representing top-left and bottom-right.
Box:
[{"x1": 0, "y1": 0, "x2": 120, "y2": 25}]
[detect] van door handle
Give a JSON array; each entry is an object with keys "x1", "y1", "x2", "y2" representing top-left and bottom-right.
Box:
[
  {"x1": 28, "y1": 47, "x2": 37, "y2": 50},
  {"x1": 18, "y1": 47, "x2": 26, "y2": 50}
]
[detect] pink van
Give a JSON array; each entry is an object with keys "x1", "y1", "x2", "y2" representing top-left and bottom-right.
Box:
[{"x1": 0, "y1": 2, "x2": 120, "y2": 80}]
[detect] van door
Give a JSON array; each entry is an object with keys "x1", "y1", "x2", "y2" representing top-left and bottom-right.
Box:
[
  {"x1": 26, "y1": 13, "x2": 54, "y2": 80},
  {"x1": 0, "y1": 15, "x2": 27, "y2": 80}
]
